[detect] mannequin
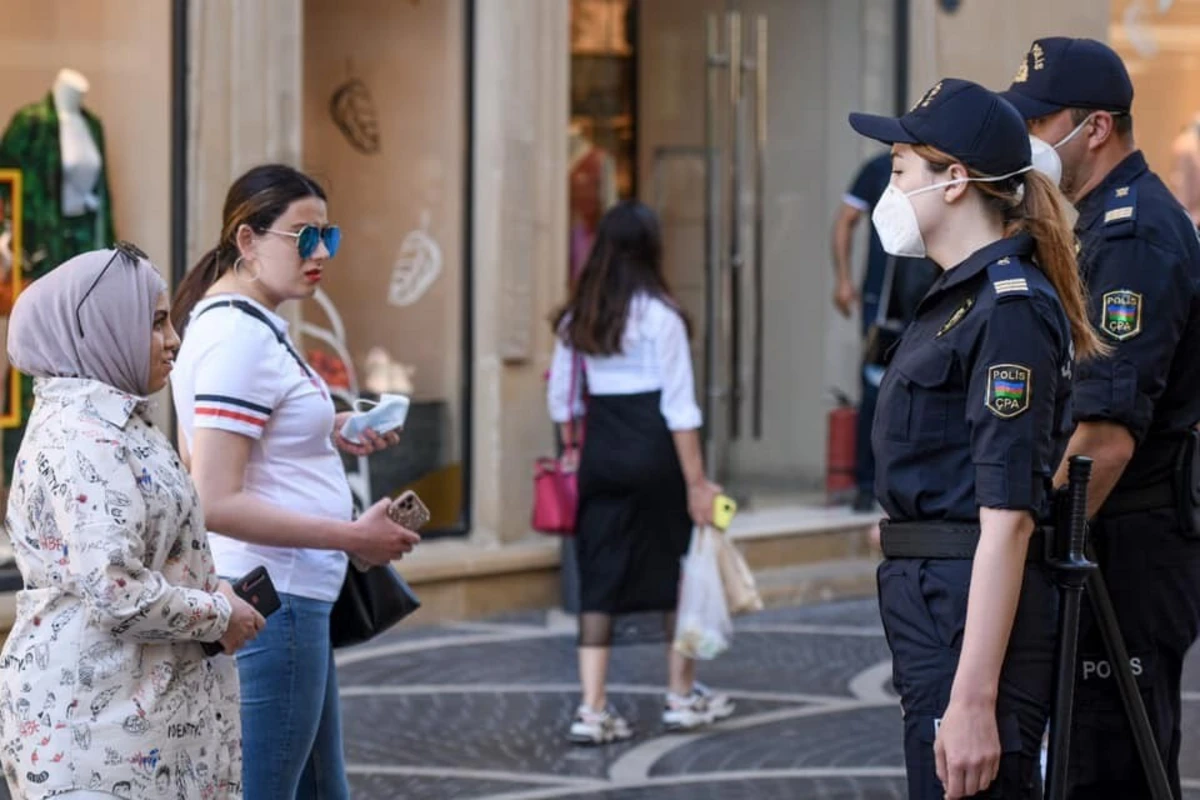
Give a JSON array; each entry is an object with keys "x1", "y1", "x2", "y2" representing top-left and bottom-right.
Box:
[
  {"x1": 53, "y1": 69, "x2": 103, "y2": 218},
  {"x1": 0, "y1": 68, "x2": 116, "y2": 483}
]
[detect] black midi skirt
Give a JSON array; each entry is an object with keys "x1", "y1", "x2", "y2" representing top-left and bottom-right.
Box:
[{"x1": 575, "y1": 391, "x2": 692, "y2": 615}]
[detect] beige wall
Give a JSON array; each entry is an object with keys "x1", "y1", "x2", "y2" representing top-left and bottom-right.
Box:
[
  {"x1": 909, "y1": 0, "x2": 1110, "y2": 99},
  {"x1": 301, "y1": 0, "x2": 465, "y2": 420}
]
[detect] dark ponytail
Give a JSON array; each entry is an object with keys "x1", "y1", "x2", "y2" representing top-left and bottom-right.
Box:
[
  {"x1": 171, "y1": 164, "x2": 327, "y2": 335},
  {"x1": 550, "y1": 200, "x2": 686, "y2": 356}
]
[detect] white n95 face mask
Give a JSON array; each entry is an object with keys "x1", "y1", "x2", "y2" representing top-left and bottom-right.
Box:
[
  {"x1": 871, "y1": 164, "x2": 1035, "y2": 259},
  {"x1": 1029, "y1": 115, "x2": 1092, "y2": 188},
  {"x1": 872, "y1": 184, "x2": 932, "y2": 258},
  {"x1": 1029, "y1": 136, "x2": 1063, "y2": 186}
]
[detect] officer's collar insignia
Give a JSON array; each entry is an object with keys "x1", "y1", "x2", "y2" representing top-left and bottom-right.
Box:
[
  {"x1": 1100, "y1": 289, "x2": 1142, "y2": 340},
  {"x1": 1115, "y1": 186, "x2": 1130, "y2": 198},
  {"x1": 986, "y1": 364, "x2": 1032, "y2": 419},
  {"x1": 937, "y1": 296, "x2": 974, "y2": 338}
]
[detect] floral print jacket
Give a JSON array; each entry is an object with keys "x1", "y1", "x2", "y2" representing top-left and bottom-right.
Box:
[{"x1": 0, "y1": 379, "x2": 241, "y2": 799}]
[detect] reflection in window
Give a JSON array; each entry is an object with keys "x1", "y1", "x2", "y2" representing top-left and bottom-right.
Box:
[
  {"x1": 302, "y1": 0, "x2": 467, "y2": 535},
  {"x1": 570, "y1": 0, "x2": 638, "y2": 282}
]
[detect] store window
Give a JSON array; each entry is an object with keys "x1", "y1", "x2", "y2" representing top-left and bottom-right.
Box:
[
  {"x1": 302, "y1": 0, "x2": 469, "y2": 535},
  {"x1": 570, "y1": 0, "x2": 638, "y2": 282},
  {"x1": 0, "y1": 2, "x2": 174, "y2": 492},
  {"x1": 1111, "y1": 0, "x2": 1200, "y2": 224}
]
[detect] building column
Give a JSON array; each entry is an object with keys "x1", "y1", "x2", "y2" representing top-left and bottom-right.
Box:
[
  {"x1": 186, "y1": 0, "x2": 303, "y2": 317},
  {"x1": 471, "y1": 0, "x2": 570, "y2": 545}
]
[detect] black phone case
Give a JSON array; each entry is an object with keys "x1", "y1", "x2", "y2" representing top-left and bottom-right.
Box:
[{"x1": 202, "y1": 566, "x2": 280, "y2": 656}]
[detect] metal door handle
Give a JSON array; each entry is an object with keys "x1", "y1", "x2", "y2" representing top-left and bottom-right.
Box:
[
  {"x1": 751, "y1": 15, "x2": 767, "y2": 439},
  {"x1": 728, "y1": 10, "x2": 744, "y2": 440}
]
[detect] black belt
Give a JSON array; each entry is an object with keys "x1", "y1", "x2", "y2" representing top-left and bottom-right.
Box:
[
  {"x1": 1098, "y1": 480, "x2": 1174, "y2": 519},
  {"x1": 880, "y1": 520, "x2": 1047, "y2": 563}
]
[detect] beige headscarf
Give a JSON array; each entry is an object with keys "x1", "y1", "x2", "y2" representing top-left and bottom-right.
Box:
[{"x1": 7, "y1": 247, "x2": 167, "y2": 396}]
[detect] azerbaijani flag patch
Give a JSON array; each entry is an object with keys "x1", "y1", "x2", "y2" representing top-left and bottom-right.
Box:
[
  {"x1": 1101, "y1": 289, "x2": 1142, "y2": 341},
  {"x1": 986, "y1": 364, "x2": 1032, "y2": 419}
]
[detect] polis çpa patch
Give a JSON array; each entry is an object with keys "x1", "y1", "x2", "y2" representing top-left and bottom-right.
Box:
[
  {"x1": 1101, "y1": 289, "x2": 1142, "y2": 340},
  {"x1": 986, "y1": 364, "x2": 1031, "y2": 419}
]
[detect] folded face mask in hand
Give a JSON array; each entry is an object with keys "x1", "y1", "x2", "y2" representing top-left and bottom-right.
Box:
[{"x1": 340, "y1": 394, "x2": 411, "y2": 444}]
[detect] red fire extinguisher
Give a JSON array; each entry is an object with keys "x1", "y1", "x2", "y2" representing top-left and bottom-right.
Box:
[{"x1": 826, "y1": 389, "x2": 858, "y2": 502}]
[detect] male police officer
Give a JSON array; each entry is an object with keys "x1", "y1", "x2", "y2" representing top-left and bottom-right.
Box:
[{"x1": 1004, "y1": 37, "x2": 1200, "y2": 798}]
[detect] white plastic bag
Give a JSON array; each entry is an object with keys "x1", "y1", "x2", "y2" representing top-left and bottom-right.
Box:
[{"x1": 672, "y1": 526, "x2": 733, "y2": 660}]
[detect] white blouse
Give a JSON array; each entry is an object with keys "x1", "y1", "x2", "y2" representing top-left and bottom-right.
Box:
[
  {"x1": 547, "y1": 294, "x2": 703, "y2": 431},
  {"x1": 0, "y1": 378, "x2": 241, "y2": 799}
]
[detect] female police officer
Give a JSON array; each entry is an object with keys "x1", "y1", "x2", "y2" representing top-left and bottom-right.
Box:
[{"x1": 849, "y1": 79, "x2": 1106, "y2": 799}]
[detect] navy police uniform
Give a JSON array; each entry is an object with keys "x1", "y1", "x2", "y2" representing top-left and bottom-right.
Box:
[
  {"x1": 849, "y1": 80, "x2": 1074, "y2": 799},
  {"x1": 1007, "y1": 38, "x2": 1200, "y2": 799}
]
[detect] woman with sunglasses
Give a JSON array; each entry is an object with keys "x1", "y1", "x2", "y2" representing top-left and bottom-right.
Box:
[{"x1": 170, "y1": 164, "x2": 420, "y2": 799}]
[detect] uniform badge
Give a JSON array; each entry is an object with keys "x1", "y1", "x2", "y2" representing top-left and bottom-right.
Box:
[
  {"x1": 986, "y1": 364, "x2": 1032, "y2": 419},
  {"x1": 937, "y1": 297, "x2": 974, "y2": 338},
  {"x1": 1100, "y1": 289, "x2": 1142, "y2": 340}
]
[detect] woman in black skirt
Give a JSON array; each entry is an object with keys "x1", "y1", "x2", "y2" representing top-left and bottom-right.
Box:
[{"x1": 547, "y1": 201, "x2": 734, "y2": 744}]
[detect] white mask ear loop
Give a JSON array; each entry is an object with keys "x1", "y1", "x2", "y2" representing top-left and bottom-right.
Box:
[
  {"x1": 905, "y1": 164, "x2": 1034, "y2": 199},
  {"x1": 1053, "y1": 115, "x2": 1093, "y2": 150}
]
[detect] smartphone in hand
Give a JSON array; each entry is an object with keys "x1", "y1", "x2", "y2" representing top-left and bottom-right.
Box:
[
  {"x1": 712, "y1": 494, "x2": 738, "y2": 531},
  {"x1": 202, "y1": 566, "x2": 280, "y2": 656},
  {"x1": 350, "y1": 491, "x2": 432, "y2": 572}
]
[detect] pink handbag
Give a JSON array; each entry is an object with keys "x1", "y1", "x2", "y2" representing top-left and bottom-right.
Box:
[
  {"x1": 532, "y1": 457, "x2": 579, "y2": 535},
  {"x1": 533, "y1": 355, "x2": 584, "y2": 536}
]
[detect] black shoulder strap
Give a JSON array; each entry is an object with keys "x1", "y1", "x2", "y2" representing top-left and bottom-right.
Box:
[{"x1": 196, "y1": 299, "x2": 314, "y2": 378}]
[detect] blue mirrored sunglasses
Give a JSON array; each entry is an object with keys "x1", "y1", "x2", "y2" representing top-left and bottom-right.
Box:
[{"x1": 267, "y1": 224, "x2": 341, "y2": 259}]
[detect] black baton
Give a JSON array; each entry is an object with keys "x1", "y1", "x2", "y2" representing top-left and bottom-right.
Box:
[{"x1": 1045, "y1": 455, "x2": 1094, "y2": 799}]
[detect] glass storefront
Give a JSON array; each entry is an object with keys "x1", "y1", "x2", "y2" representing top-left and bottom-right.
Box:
[
  {"x1": 1111, "y1": 0, "x2": 1200, "y2": 224},
  {"x1": 301, "y1": 0, "x2": 470, "y2": 535},
  {"x1": 570, "y1": 0, "x2": 638, "y2": 282},
  {"x1": 0, "y1": 1, "x2": 175, "y2": 490}
]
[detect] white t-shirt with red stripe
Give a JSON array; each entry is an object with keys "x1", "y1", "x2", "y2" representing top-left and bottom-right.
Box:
[{"x1": 171, "y1": 294, "x2": 352, "y2": 603}]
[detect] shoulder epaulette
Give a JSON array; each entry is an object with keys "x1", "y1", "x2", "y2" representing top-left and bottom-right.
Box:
[
  {"x1": 1103, "y1": 184, "x2": 1137, "y2": 239},
  {"x1": 987, "y1": 257, "x2": 1031, "y2": 300}
]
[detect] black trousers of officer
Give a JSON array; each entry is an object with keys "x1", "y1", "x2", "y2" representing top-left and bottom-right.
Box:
[
  {"x1": 878, "y1": 558, "x2": 1059, "y2": 799},
  {"x1": 1067, "y1": 507, "x2": 1200, "y2": 799}
]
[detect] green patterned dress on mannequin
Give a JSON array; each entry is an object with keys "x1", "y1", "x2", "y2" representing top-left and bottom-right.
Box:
[{"x1": 0, "y1": 93, "x2": 116, "y2": 482}]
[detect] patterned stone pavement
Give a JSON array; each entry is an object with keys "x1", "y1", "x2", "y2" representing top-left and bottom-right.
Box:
[
  {"x1": 330, "y1": 598, "x2": 1200, "y2": 799},
  {"x1": 3, "y1": 597, "x2": 1198, "y2": 798}
]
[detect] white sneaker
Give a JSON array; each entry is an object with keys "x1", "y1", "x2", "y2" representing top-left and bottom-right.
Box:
[
  {"x1": 568, "y1": 705, "x2": 634, "y2": 745},
  {"x1": 662, "y1": 682, "x2": 735, "y2": 731}
]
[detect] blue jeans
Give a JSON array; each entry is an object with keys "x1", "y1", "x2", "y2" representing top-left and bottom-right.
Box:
[{"x1": 234, "y1": 591, "x2": 350, "y2": 800}]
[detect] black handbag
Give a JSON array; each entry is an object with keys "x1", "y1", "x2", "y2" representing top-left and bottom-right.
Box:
[{"x1": 330, "y1": 564, "x2": 421, "y2": 649}]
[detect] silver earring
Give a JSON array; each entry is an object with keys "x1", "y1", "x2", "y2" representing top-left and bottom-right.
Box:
[{"x1": 233, "y1": 256, "x2": 261, "y2": 283}]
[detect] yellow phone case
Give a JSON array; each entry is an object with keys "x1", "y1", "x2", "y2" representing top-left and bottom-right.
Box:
[{"x1": 712, "y1": 494, "x2": 738, "y2": 530}]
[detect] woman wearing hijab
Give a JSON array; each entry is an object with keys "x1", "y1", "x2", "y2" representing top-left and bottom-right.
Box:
[{"x1": 0, "y1": 244, "x2": 263, "y2": 800}]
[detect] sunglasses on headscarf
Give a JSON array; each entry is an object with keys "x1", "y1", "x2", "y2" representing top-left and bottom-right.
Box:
[
  {"x1": 75, "y1": 241, "x2": 149, "y2": 338},
  {"x1": 265, "y1": 224, "x2": 341, "y2": 260}
]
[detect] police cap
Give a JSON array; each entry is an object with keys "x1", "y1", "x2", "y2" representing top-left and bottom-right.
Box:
[
  {"x1": 848, "y1": 78, "x2": 1031, "y2": 178},
  {"x1": 1001, "y1": 37, "x2": 1133, "y2": 120}
]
